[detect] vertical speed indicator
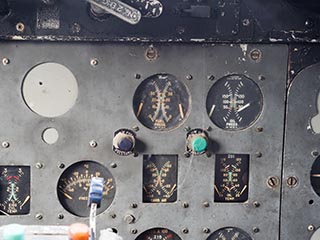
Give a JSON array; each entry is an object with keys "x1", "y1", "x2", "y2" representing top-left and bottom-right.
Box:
[{"x1": 206, "y1": 75, "x2": 263, "y2": 130}]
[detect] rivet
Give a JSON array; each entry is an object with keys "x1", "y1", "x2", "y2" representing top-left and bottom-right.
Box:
[
  {"x1": 2, "y1": 58, "x2": 9, "y2": 65},
  {"x1": 130, "y1": 202, "x2": 138, "y2": 208},
  {"x1": 36, "y1": 213, "x2": 43, "y2": 220},
  {"x1": 16, "y1": 22, "x2": 25, "y2": 32},
  {"x1": 58, "y1": 163, "x2": 65, "y2": 169},
  {"x1": 110, "y1": 163, "x2": 117, "y2": 168},
  {"x1": 253, "y1": 201, "x2": 260, "y2": 208},
  {"x1": 135, "y1": 73, "x2": 141, "y2": 79},
  {"x1": 208, "y1": 75, "x2": 215, "y2": 81},
  {"x1": 312, "y1": 150, "x2": 319, "y2": 157},
  {"x1": 255, "y1": 152, "x2": 262, "y2": 158},
  {"x1": 182, "y1": 228, "x2": 189, "y2": 234},
  {"x1": 130, "y1": 228, "x2": 138, "y2": 234},
  {"x1": 256, "y1": 126, "x2": 264, "y2": 132},
  {"x1": 132, "y1": 126, "x2": 139, "y2": 132},
  {"x1": 36, "y1": 162, "x2": 44, "y2": 169},
  {"x1": 1, "y1": 141, "x2": 10, "y2": 148},
  {"x1": 182, "y1": 202, "x2": 189, "y2": 208},
  {"x1": 253, "y1": 227, "x2": 260, "y2": 233},
  {"x1": 186, "y1": 74, "x2": 193, "y2": 80},
  {"x1": 202, "y1": 228, "x2": 210, "y2": 234},
  {"x1": 203, "y1": 201, "x2": 210, "y2": 207},
  {"x1": 308, "y1": 225, "x2": 315, "y2": 232},
  {"x1": 89, "y1": 140, "x2": 98, "y2": 148},
  {"x1": 90, "y1": 58, "x2": 98, "y2": 66}
]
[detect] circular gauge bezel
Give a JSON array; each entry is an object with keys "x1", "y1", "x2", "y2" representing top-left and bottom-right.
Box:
[
  {"x1": 57, "y1": 160, "x2": 116, "y2": 217},
  {"x1": 310, "y1": 155, "x2": 320, "y2": 197},
  {"x1": 132, "y1": 73, "x2": 191, "y2": 132},
  {"x1": 206, "y1": 74, "x2": 263, "y2": 131},
  {"x1": 206, "y1": 227, "x2": 252, "y2": 240},
  {"x1": 135, "y1": 228, "x2": 182, "y2": 240}
]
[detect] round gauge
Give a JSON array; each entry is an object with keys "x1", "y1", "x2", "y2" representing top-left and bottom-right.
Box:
[
  {"x1": 206, "y1": 74, "x2": 263, "y2": 130},
  {"x1": 136, "y1": 228, "x2": 182, "y2": 240},
  {"x1": 207, "y1": 227, "x2": 252, "y2": 240},
  {"x1": 57, "y1": 161, "x2": 115, "y2": 217},
  {"x1": 310, "y1": 156, "x2": 320, "y2": 196},
  {"x1": 0, "y1": 166, "x2": 30, "y2": 215},
  {"x1": 133, "y1": 73, "x2": 191, "y2": 131}
]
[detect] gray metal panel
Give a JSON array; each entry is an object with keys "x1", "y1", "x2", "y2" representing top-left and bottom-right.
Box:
[
  {"x1": 281, "y1": 62, "x2": 320, "y2": 239},
  {"x1": 0, "y1": 43, "x2": 287, "y2": 240}
]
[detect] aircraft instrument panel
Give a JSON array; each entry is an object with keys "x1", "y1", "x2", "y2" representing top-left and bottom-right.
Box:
[{"x1": 0, "y1": 42, "x2": 289, "y2": 239}]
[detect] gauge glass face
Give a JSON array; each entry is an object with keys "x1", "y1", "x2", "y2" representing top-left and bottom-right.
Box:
[
  {"x1": 0, "y1": 166, "x2": 30, "y2": 215},
  {"x1": 214, "y1": 154, "x2": 249, "y2": 202},
  {"x1": 310, "y1": 156, "x2": 320, "y2": 196},
  {"x1": 143, "y1": 155, "x2": 178, "y2": 203},
  {"x1": 207, "y1": 227, "x2": 252, "y2": 240},
  {"x1": 57, "y1": 161, "x2": 115, "y2": 217},
  {"x1": 133, "y1": 73, "x2": 191, "y2": 131},
  {"x1": 206, "y1": 75, "x2": 263, "y2": 130},
  {"x1": 136, "y1": 228, "x2": 182, "y2": 240}
]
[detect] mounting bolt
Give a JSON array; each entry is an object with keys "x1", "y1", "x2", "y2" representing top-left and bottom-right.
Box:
[
  {"x1": 16, "y1": 22, "x2": 25, "y2": 32},
  {"x1": 110, "y1": 213, "x2": 117, "y2": 219},
  {"x1": 124, "y1": 214, "x2": 135, "y2": 224},
  {"x1": 2, "y1": 58, "x2": 9, "y2": 65},
  {"x1": 206, "y1": 126, "x2": 212, "y2": 132},
  {"x1": 208, "y1": 75, "x2": 215, "y2": 81},
  {"x1": 186, "y1": 74, "x2": 193, "y2": 80},
  {"x1": 256, "y1": 127, "x2": 264, "y2": 132},
  {"x1": 202, "y1": 228, "x2": 210, "y2": 234},
  {"x1": 130, "y1": 202, "x2": 138, "y2": 208},
  {"x1": 36, "y1": 213, "x2": 43, "y2": 220},
  {"x1": 130, "y1": 228, "x2": 138, "y2": 234},
  {"x1": 145, "y1": 47, "x2": 158, "y2": 61},
  {"x1": 58, "y1": 163, "x2": 65, "y2": 169},
  {"x1": 132, "y1": 125, "x2": 139, "y2": 132},
  {"x1": 184, "y1": 126, "x2": 191, "y2": 132},
  {"x1": 89, "y1": 140, "x2": 98, "y2": 148},
  {"x1": 110, "y1": 162, "x2": 117, "y2": 168},
  {"x1": 242, "y1": 18, "x2": 250, "y2": 26},
  {"x1": 182, "y1": 228, "x2": 189, "y2": 234},
  {"x1": 90, "y1": 58, "x2": 98, "y2": 66},
  {"x1": 253, "y1": 201, "x2": 260, "y2": 208},
  {"x1": 255, "y1": 152, "x2": 262, "y2": 158},
  {"x1": 249, "y1": 49, "x2": 262, "y2": 62},
  {"x1": 36, "y1": 162, "x2": 44, "y2": 169},
  {"x1": 308, "y1": 225, "x2": 315, "y2": 232},
  {"x1": 203, "y1": 201, "x2": 210, "y2": 208},
  {"x1": 71, "y1": 23, "x2": 81, "y2": 33},
  {"x1": 287, "y1": 176, "x2": 298, "y2": 188},
  {"x1": 267, "y1": 176, "x2": 279, "y2": 188},
  {"x1": 312, "y1": 150, "x2": 319, "y2": 157},
  {"x1": 182, "y1": 202, "x2": 189, "y2": 208},
  {"x1": 252, "y1": 227, "x2": 260, "y2": 233},
  {"x1": 135, "y1": 73, "x2": 141, "y2": 79},
  {"x1": 58, "y1": 213, "x2": 64, "y2": 219},
  {"x1": 258, "y1": 75, "x2": 266, "y2": 81},
  {"x1": 1, "y1": 141, "x2": 10, "y2": 148}
]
